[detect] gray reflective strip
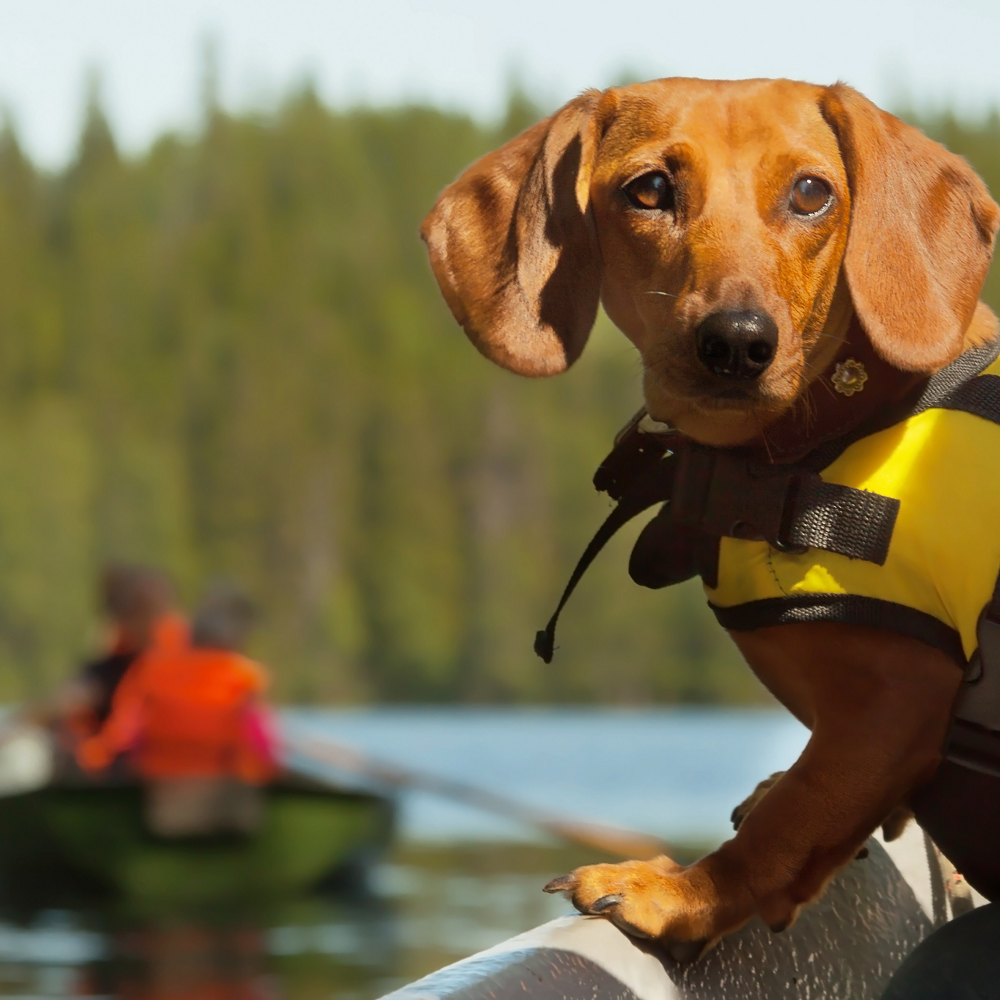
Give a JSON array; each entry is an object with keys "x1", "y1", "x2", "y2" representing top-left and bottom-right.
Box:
[
  {"x1": 931, "y1": 372, "x2": 1000, "y2": 423},
  {"x1": 786, "y1": 478, "x2": 899, "y2": 565}
]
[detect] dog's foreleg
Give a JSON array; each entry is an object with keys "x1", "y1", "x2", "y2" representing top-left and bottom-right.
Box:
[{"x1": 547, "y1": 623, "x2": 961, "y2": 956}]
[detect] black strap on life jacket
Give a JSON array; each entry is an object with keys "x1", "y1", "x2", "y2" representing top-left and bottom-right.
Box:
[
  {"x1": 534, "y1": 343, "x2": 1000, "y2": 666},
  {"x1": 534, "y1": 411, "x2": 900, "y2": 663}
]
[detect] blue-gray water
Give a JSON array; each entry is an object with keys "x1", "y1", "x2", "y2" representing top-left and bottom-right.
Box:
[
  {"x1": 0, "y1": 707, "x2": 809, "y2": 998},
  {"x1": 289, "y1": 706, "x2": 809, "y2": 844}
]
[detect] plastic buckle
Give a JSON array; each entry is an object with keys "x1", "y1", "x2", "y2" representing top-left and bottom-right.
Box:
[
  {"x1": 943, "y1": 608, "x2": 1000, "y2": 777},
  {"x1": 951, "y1": 607, "x2": 1000, "y2": 732}
]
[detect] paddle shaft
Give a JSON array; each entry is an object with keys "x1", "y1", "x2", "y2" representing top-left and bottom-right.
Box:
[{"x1": 284, "y1": 731, "x2": 670, "y2": 860}]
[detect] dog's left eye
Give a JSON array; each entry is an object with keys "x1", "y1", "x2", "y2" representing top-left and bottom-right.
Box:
[
  {"x1": 624, "y1": 172, "x2": 674, "y2": 211},
  {"x1": 790, "y1": 176, "x2": 832, "y2": 215}
]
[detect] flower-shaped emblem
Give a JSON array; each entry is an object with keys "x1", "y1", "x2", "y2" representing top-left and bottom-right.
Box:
[{"x1": 831, "y1": 358, "x2": 868, "y2": 397}]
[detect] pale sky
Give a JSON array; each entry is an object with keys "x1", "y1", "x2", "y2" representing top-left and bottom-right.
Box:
[{"x1": 0, "y1": 0, "x2": 997, "y2": 167}]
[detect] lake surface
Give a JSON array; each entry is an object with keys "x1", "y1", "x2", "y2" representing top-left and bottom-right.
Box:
[
  {"x1": 0, "y1": 707, "x2": 809, "y2": 998},
  {"x1": 289, "y1": 706, "x2": 809, "y2": 843}
]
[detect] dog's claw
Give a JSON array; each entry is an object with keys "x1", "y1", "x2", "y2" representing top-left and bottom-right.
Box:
[
  {"x1": 608, "y1": 912, "x2": 653, "y2": 940},
  {"x1": 665, "y1": 938, "x2": 709, "y2": 964},
  {"x1": 590, "y1": 893, "x2": 622, "y2": 913},
  {"x1": 543, "y1": 874, "x2": 575, "y2": 894},
  {"x1": 586, "y1": 893, "x2": 656, "y2": 941}
]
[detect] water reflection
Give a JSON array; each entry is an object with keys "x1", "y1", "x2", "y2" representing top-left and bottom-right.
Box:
[
  {"x1": 0, "y1": 707, "x2": 782, "y2": 997},
  {"x1": 0, "y1": 842, "x2": 635, "y2": 999}
]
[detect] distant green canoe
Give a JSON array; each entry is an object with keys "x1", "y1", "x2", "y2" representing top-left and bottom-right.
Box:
[{"x1": 0, "y1": 774, "x2": 396, "y2": 908}]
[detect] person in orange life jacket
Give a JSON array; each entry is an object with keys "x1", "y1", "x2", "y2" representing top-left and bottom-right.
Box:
[
  {"x1": 76, "y1": 585, "x2": 277, "y2": 784},
  {"x1": 60, "y1": 565, "x2": 188, "y2": 741}
]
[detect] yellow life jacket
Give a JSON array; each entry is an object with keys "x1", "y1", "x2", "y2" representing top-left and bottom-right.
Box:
[
  {"x1": 709, "y1": 348, "x2": 1000, "y2": 664},
  {"x1": 536, "y1": 338, "x2": 1000, "y2": 668},
  {"x1": 534, "y1": 336, "x2": 1000, "y2": 776}
]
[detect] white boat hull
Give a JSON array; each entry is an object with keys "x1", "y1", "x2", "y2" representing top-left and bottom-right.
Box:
[{"x1": 383, "y1": 824, "x2": 984, "y2": 1000}]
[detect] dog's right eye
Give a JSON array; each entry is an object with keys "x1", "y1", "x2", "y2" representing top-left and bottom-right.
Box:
[{"x1": 624, "y1": 172, "x2": 673, "y2": 211}]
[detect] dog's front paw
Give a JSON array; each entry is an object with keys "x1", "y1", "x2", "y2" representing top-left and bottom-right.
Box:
[{"x1": 543, "y1": 856, "x2": 717, "y2": 960}]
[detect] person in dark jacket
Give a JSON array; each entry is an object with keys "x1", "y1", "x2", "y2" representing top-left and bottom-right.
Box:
[{"x1": 70, "y1": 565, "x2": 188, "y2": 733}]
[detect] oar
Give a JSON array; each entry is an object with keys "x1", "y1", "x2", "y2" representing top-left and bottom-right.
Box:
[{"x1": 282, "y1": 730, "x2": 671, "y2": 861}]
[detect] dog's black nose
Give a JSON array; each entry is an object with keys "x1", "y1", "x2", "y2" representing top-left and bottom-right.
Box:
[{"x1": 695, "y1": 310, "x2": 778, "y2": 380}]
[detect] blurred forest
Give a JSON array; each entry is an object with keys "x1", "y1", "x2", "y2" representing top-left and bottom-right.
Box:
[{"x1": 0, "y1": 83, "x2": 996, "y2": 704}]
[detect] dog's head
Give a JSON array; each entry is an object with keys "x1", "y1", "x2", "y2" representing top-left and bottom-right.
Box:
[{"x1": 421, "y1": 79, "x2": 999, "y2": 446}]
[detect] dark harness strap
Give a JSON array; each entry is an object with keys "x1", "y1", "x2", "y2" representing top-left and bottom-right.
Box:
[
  {"x1": 935, "y1": 373, "x2": 1000, "y2": 424},
  {"x1": 534, "y1": 454, "x2": 676, "y2": 663},
  {"x1": 670, "y1": 447, "x2": 898, "y2": 564},
  {"x1": 534, "y1": 418, "x2": 900, "y2": 662},
  {"x1": 535, "y1": 347, "x2": 1000, "y2": 666},
  {"x1": 785, "y1": 477, "x2": 897, "y2": 564}
]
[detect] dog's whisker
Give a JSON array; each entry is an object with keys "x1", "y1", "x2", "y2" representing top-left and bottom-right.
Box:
[
  {"x1": 759, "y1": 425, "x2": 775, "y2": 463},
  {"x1": 799, "y1": 358, "x2": 840, "y2": 401}
]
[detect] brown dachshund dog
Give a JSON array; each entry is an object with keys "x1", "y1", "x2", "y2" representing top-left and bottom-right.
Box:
[{"x1": 421, "y1": 79, "x2": 1000, "y2": 960}]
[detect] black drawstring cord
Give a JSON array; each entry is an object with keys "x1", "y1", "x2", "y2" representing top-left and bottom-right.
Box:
[{"x1": 534, "y1": 459, "x2": 677, "y2": 663}]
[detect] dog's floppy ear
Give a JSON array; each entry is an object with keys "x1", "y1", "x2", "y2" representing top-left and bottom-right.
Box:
[
  {"x1": 421, "y1": 90, "x2": 613, "y2": 377},
  {"x1": 821, "y1": 83, "x2": 1000, "y2": 372}
]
